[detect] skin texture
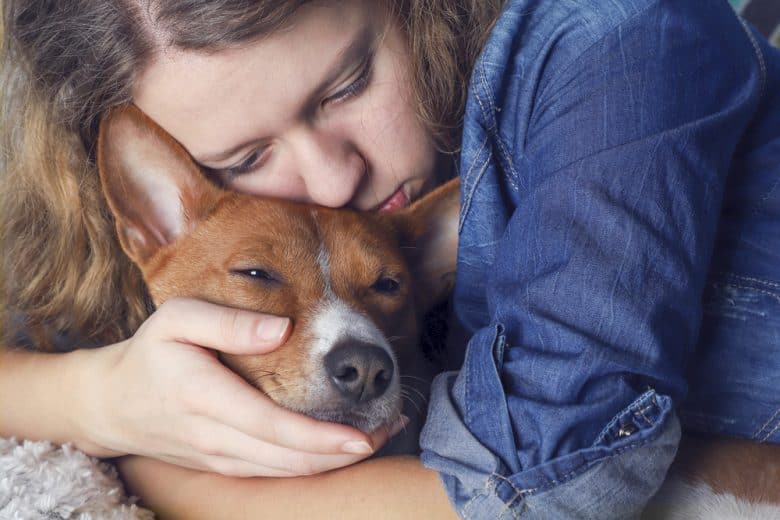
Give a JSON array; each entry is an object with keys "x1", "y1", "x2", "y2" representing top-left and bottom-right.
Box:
[{"x1": 118, "y1": 455, "x2": 457, "y2": 520}]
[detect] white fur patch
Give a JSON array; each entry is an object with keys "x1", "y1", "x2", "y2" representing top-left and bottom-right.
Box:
[
  {"x1": 309, "y1": 298, "x2": 395, "y2": 364},
  {"x1": 644, "y1": 477, "x2": 780, "y2": 519}
]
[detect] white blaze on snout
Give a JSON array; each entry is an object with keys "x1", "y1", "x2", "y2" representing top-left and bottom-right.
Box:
[
  {"x1": 310, "y1": 297, "x2": 397, "y2": 363},
  {"x1": 303, "y1": 222, "x2": 401, "y2": 428}
]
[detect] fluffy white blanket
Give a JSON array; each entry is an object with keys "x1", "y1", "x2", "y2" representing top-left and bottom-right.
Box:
[
  {"x1": 3, "y1": 436, "x2": 779, "y2": 519},
  {"x1": 0, "y1": 437, "x2": 153, "y2": 519}
]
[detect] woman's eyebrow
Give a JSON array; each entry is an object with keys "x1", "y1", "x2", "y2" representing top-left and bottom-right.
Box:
[
  {"x1": 196, "y1": 27, "x2": 375, "y2": 166},
  {"x1": 311, "y1": 25, "x2": 374, "y2": 99}
]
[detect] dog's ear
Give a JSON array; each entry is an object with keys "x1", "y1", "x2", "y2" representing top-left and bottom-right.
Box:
[
  {"x1": 97, "y1": 104, "x2": 225, "y2": 265},
  {"x1": 390, "y1": 177, "x2": 460, "y2": 312}
]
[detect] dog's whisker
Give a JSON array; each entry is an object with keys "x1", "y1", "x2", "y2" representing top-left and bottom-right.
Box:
[
  {"x1": 401, "y1": 393, "x2": 424, "y2": 416},
  {"x1": 401, "y1": 385, "x2": 428, "y2": 406},
  {"x1": 400, "y1": 374, "x2": 428, "y2": 384}
]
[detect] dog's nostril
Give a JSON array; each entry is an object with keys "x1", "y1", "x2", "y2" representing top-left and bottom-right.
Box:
[
  {"x1": 334, "y1": 365, "x2": 359, "y2": 383},
  {"x1": 324, "y1": 342, "x2": 394, "y2": 404},
  {"x1": 374, "y1": 369, "x2": 390, "y2": 394}
]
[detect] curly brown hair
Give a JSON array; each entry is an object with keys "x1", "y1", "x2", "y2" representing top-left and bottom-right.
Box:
[{"x1": 0, "y1": 0, "x2": 503, "y2": 351}]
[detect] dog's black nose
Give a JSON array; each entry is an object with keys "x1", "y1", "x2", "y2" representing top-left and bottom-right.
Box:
[{"x1": 324, "y1": 341, "x2": 394, "y2": 404}]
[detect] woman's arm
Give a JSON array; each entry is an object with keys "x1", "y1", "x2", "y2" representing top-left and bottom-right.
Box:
[
  {"x1": 0, "y1": 346, "x2": 116, "y2": 455},
  {"x1": 118, "y1": 455, "x2": 456, "y2": 519}
]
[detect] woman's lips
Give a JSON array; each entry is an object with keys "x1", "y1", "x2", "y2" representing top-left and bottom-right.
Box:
[{"x1": 376, "y1": 186, "x2": 409, "y2": 213}]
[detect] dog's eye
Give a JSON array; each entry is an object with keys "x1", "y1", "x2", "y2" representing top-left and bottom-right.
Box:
[
  {"x1": 232, "y1": 268, "x2": 280, "y2": 284},
  {"x1": 371, "y1": 276, "x2": 401, "y2": 294}
]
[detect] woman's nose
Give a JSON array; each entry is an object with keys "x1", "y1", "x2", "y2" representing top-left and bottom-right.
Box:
[{"x1": 291, "y1": 128, "x2": 365, "y2": 208}]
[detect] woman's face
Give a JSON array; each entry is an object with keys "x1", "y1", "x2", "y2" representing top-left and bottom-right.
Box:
[{"x1": 134, "y1": 0, "x2": 440, "y2": 212}]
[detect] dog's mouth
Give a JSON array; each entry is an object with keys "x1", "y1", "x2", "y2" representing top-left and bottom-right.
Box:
[{"x1": 302, "y1": 401, "x2": 402, "y2": 433}]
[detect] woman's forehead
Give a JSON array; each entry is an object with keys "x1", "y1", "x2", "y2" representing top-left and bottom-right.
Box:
[{"x1": 132, "y1": 0, "x2": 387, "y2": 162}]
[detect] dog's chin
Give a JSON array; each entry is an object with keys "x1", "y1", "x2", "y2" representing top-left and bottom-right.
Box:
[{"x1": 305, "y1": 405, "x2": 400, "y2": 433}]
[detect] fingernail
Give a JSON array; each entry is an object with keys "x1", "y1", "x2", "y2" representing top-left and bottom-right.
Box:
[
  {"x1": 256, "y1": 317, "x2": 290, "y2": 343},
  {"x1": 389, "y1": 415, "x2": 410, "y2": 437},
  {"x1": 341, "y1": 440, "x2": 373, "y2": 455}
]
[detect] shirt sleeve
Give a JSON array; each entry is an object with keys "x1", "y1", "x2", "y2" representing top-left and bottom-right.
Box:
[{"x1": 421, "y1": 0, "x2": 767, "y2": 517}]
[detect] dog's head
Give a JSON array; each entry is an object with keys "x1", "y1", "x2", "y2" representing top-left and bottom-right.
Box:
[{"x1": 97, "y1": 105, "x2": 458, "y2": 433}]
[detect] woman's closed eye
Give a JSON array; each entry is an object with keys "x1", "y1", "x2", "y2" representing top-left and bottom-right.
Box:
[
  {"x1": 323, "y1": 52, "x2": 373, "y2": 106},
  {"x1": 222, "y1": 148, "x2": 269, "y2": 177}
]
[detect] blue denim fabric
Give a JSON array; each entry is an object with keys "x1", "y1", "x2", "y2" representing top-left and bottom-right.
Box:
[{"x1": 419, "y1": 0, "x2": 780, "y2": 518}]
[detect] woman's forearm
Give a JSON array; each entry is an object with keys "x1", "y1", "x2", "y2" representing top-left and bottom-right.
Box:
[
  {"x1": 0, "y1": 346, "x2": 120, "y2": 456},
  {"x1": 118, "y1": 455, "x2": 457, "y2": 519}
]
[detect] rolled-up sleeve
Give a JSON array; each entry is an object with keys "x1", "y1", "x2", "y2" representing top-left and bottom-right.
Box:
[{"x1": 421, "y1": 0, "x2": 768, "y2": 517}]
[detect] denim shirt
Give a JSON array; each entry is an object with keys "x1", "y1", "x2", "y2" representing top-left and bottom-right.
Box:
[{"x1": 420, "y1": 0, "x2": 780, "y2": 517}]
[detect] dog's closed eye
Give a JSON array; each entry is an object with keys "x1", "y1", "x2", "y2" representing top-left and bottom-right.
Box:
[
  {"x1": 231, "y1": 268, "x2": 283, "y2": 285},
  {"x1": 370, "y1": 275, "x2": 401, "y2": 295}
]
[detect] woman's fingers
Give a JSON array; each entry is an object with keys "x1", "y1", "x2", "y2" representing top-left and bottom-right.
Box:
[
  {"x1": 173, "y1": 420, "x2": 376, "y2": 476},
  {"x1": 185, "y1": 367, "x2": 379, "y2": 456},
  {"x1": 148, "y1": 298, "x2": 291, "y2": 354},
  {"x1": 165, "y1": 414, "x2": 411, "y2": 477}
]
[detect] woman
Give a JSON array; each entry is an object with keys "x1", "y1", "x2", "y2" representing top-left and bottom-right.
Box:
[{"x1": 2, "y1": 0, "x2": 779, "y2": 518}]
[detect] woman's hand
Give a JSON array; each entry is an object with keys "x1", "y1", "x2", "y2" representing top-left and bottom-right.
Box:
[{"x1": 76, "y1": 297, "x2": 404, "y2": 477}]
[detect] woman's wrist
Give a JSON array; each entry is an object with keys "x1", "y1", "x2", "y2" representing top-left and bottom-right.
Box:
[
  {"x1": 0, "y1": 346, "x2": 114, "y2": 455},
  {"x1": 66, "y1": 341, "x2": 128, "y2": 457}
]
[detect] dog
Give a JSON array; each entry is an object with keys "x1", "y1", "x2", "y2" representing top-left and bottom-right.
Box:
[{"x1": 96, "y1": 104, "x2": 459, "y2": 452}]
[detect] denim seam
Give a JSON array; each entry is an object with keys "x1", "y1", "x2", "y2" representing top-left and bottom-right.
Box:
[
  {"x1": 733, "y1": 9, "x2": 767, "y2": 98},
  {"x1": 495, "y1": 472, "x2": 529, "y2": 519},
  {"x1": 714, "y1": 272, "x2": 780, "y2": 290},
  {"x1": 634, "y1": 403, "x2": 655, "y2": 427},
  {"x1": 459, "y1": 142, "x2": 492, "y2": 233},
  {"x1": 476, "y1": 62, "x2": 520, "y2": 189},
  {"x1": 475, "y1": 62, "x2": 497, "y2": 132},
  {"x1": 754, "y1": 407, "x2": 780, "y2": 441},
  {"x1": 519, "y1": 426, "x2": 665, "y2": 498},
  {"x1": 476, "y1": 61, "x2": 498, "y2": 131},
  {"x1": 761, "y1": 417, "x2": 780, "y2": 443},
  {"x1": 460, "y1": 476, "x2": 520, "y2": 520},
  {"x1": 595, "y1": 390, "x2": 658, "y2": 445},
  {"x1": 716, "y1": 282, "x2": 780, "y2": 304}
]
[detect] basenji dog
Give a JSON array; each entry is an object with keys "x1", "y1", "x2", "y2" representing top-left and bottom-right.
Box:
[{"x1": 96, "y1": 104, "x2": 458, "y2": 453}]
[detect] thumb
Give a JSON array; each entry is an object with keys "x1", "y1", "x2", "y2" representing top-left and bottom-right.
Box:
[{"x1": 153, "y1": 298, "x2": 291, "y2": 355}]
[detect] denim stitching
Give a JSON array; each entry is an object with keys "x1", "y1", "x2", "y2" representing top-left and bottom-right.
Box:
[
  {"x1": 475, "y1": 55, "x2": 521, "y2": 189},
  {"x1": 634, "y1": 404, "x2": 655, "y2": 427},
  {"x1": 714, "y1": 272, "x2": 780, "y2": 290},
  {"x1": 761, "y1": 416, "x2": 780, "y2": 443},
  {"x1": 716, "y1": 283, "x2": 780, "y2": 305},
  {"x1": 460, "y1": 477, "x2": 498, "y2": 518},
  {"x1": 474, "y1": 63, "x2": 496, "y2": 132},
  {"x1": 460, "y1": 150, "x2": 492, "y2": 233},
  {"x1": 477, "y1": 61, "x2": 498, "y2": 131},
  {"x1": 494, "y1": 473, "x2": 530, "y2": 518},
  {"x1": 461, "y1": 135, "x2": 490, "y2": 186},
  {"x1": 734, "y1": 11, "x2": 767, "y2": 97},
  {"x1": 459, "y1": 134, "x2": 489, "y2": 231},
  {"x1": 529, "y1": 432, "x2": 661, "y2": 496},
  {"x1": 754, "y1": 407, "x2": 780, "y2": 439}
]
